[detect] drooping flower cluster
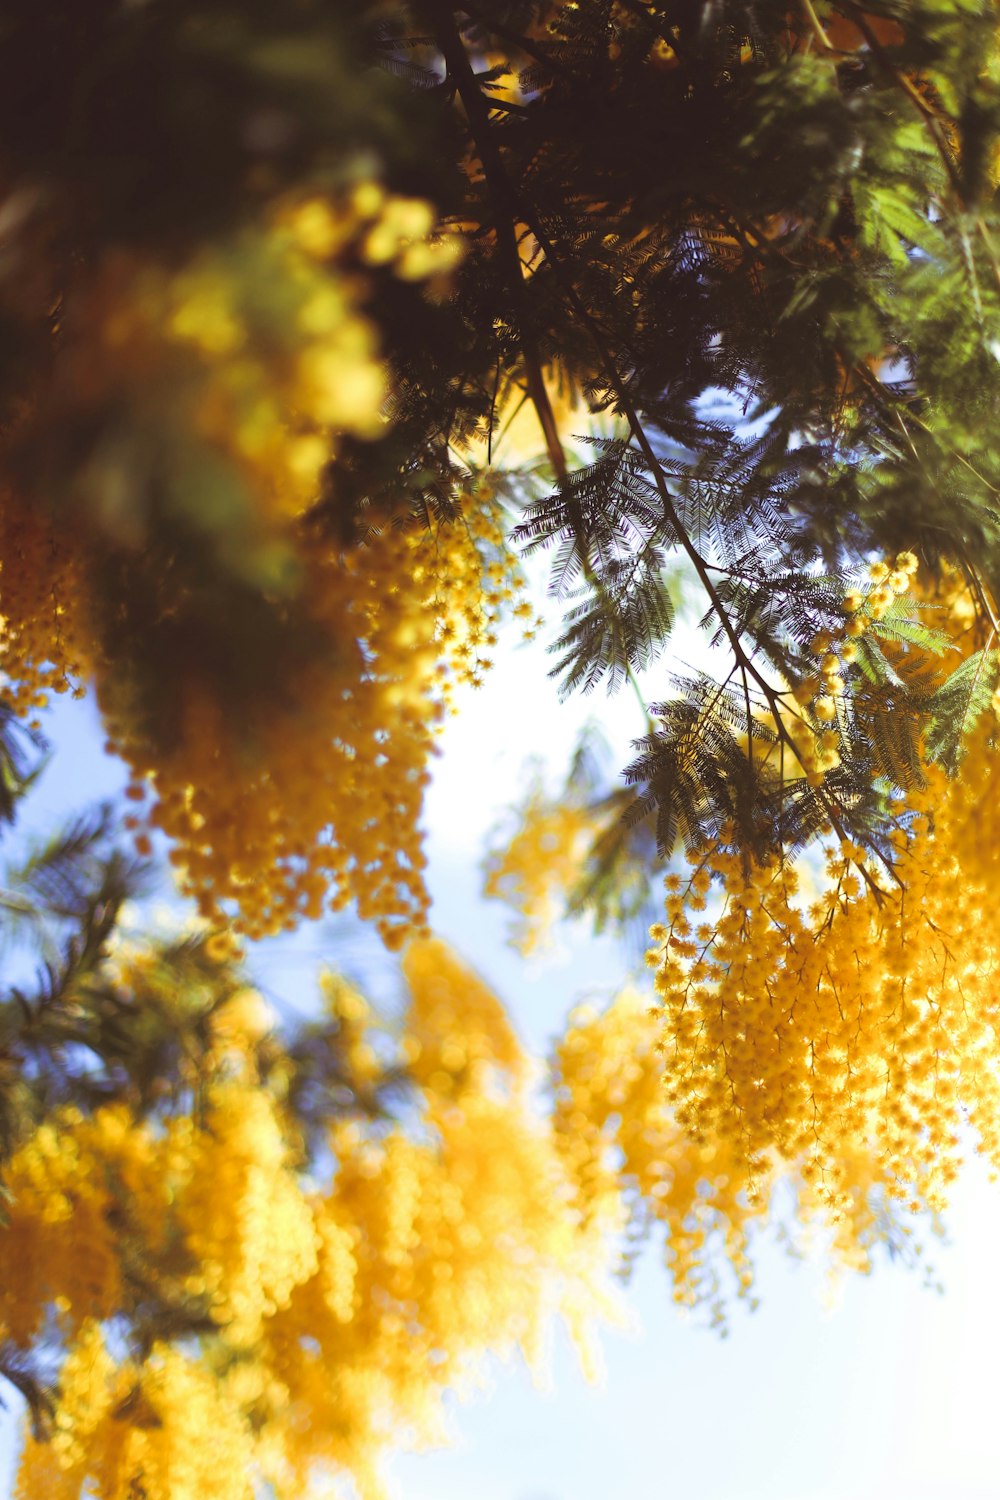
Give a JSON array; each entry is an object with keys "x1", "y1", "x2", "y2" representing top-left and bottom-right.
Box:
[
  {"x1": 552, "y1": 989, "x2": 755, "y2": 1321},
  {"x1": 0, "y1": 492, "x2": 90, "y2": 721},
  {"x1": 782, "y1": 550, "x2": 921, "y2": 786},
  {"x1": 648, "y1": 716, "x2": 1000, "y2": 1224},
  {"x1": 122, "y1": 495, "x2": 524, "y2": 948},
  {"x1": 550, "y1": 980, "x2": 921, "y2": 1324},
  {"x1": 5, "y1": 938, "x2": 616, "y2": 1500},
  {"x1": 483, "y1": 787, "x2": 600, "y2": 954},
  {"x1": 0, "y1": 186, "x2": 531, "y2": 946},
  {"x1": 473, "y1": 562, "x2": 1000, "y2": 1300}
]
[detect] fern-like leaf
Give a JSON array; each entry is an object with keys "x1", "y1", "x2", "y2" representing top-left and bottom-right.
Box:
[{"x1": 925, "y1": 647, "x2": 1000, "y2": 773}]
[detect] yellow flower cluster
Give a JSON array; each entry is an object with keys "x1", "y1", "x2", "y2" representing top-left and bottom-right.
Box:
[
  {"x1": 0, "y1": 187, "x2": 532, "y2": 945},
  {"x1": 6, "y1": 939, "x2": 615, "y2": 1500},
  {"x1": 483, "y1": 788, "x2": 600, "y2": 954},
  {"x1": 98, "y1": 201, "x2": 393, "y2": 523},
  {"x1": 74, "y1": 187, "x2": 462, "y2": 534},
  {"x1": 1, "y1": 184, "x2": 442, "y2": 708},
  {"x1": 553, "y1": 991, "x2": 756, "y2": 1319},
  {"x1": 550, "y1": 983, "x2": 911, "y2": 1317},
  {"x1": 788, "y1": 550, "x2": 919, "y2": 783},
  {"x1": 648, "y1": 719, "x2": 1000, "y2": 1229},
  {"x1": 402, "y1": 936, "x2": 527, "y2": 1089},
  {"x1": 171, "y1": 1086, "x2": 321, "y2": 1346},
  {"x1": 120, "y1": 500, "x2": 522, "y2": 948},
  {"x1": 0, "y1": 1111, "x2": 124, "y2": 1345},
  {"x1": 0, "y1": 490, "x2": 90, "y2": 719},
  {"x1": 17, "y1": 1336, "x2": 253, "y2": 1500},
  {"x1": 0, "y1": 489, "x2": 522, "y2": 946},
  {"x1": 406, "y1": 479, "x2": 520, "y2": 703}
]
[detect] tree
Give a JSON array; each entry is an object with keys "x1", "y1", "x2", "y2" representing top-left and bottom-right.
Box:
[{"x1": 2, "y1": 0, "x2": 1000, "y2": 1494}]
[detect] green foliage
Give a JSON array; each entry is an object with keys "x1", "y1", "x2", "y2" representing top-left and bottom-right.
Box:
[
  {"x1": 925, "y1": 646, "x2": 1000, "y2": 771},
  {"x1": 515, "y1": 439, "x2": 677, "y2": 694},
  {"x1": 0, "y1": 713, "x2": 42, "y2": 830}
]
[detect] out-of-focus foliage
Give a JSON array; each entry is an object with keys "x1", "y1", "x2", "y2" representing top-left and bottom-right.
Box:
[
  {"x1": 0, "y1": 1, "x2": 510, "y2": 948},
  {"x1": 0, "y1": 811, "x2": 620, "y2": 1499}
]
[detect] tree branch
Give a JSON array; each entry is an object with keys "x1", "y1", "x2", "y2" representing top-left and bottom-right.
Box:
[
  {"x1": 458, "y1": 2, "x2": 574, "y2": 83},
  {"x1": 429, "y1": 3, "x2": 568, "y2": 481}
]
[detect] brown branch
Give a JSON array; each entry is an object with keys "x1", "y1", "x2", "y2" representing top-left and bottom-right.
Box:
[
  {"x1": 429, "y1": 3, "x2": 567, "y2": 482},
  {"x1": 839, "y1": 2, "x2": 963, "y2": 199},
  {"x1": 458, "y1": 1, "x2": 574, "y2": 82},
  {"x1": 798, "y1": 0, "x2": 838, "y2": 55}
]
